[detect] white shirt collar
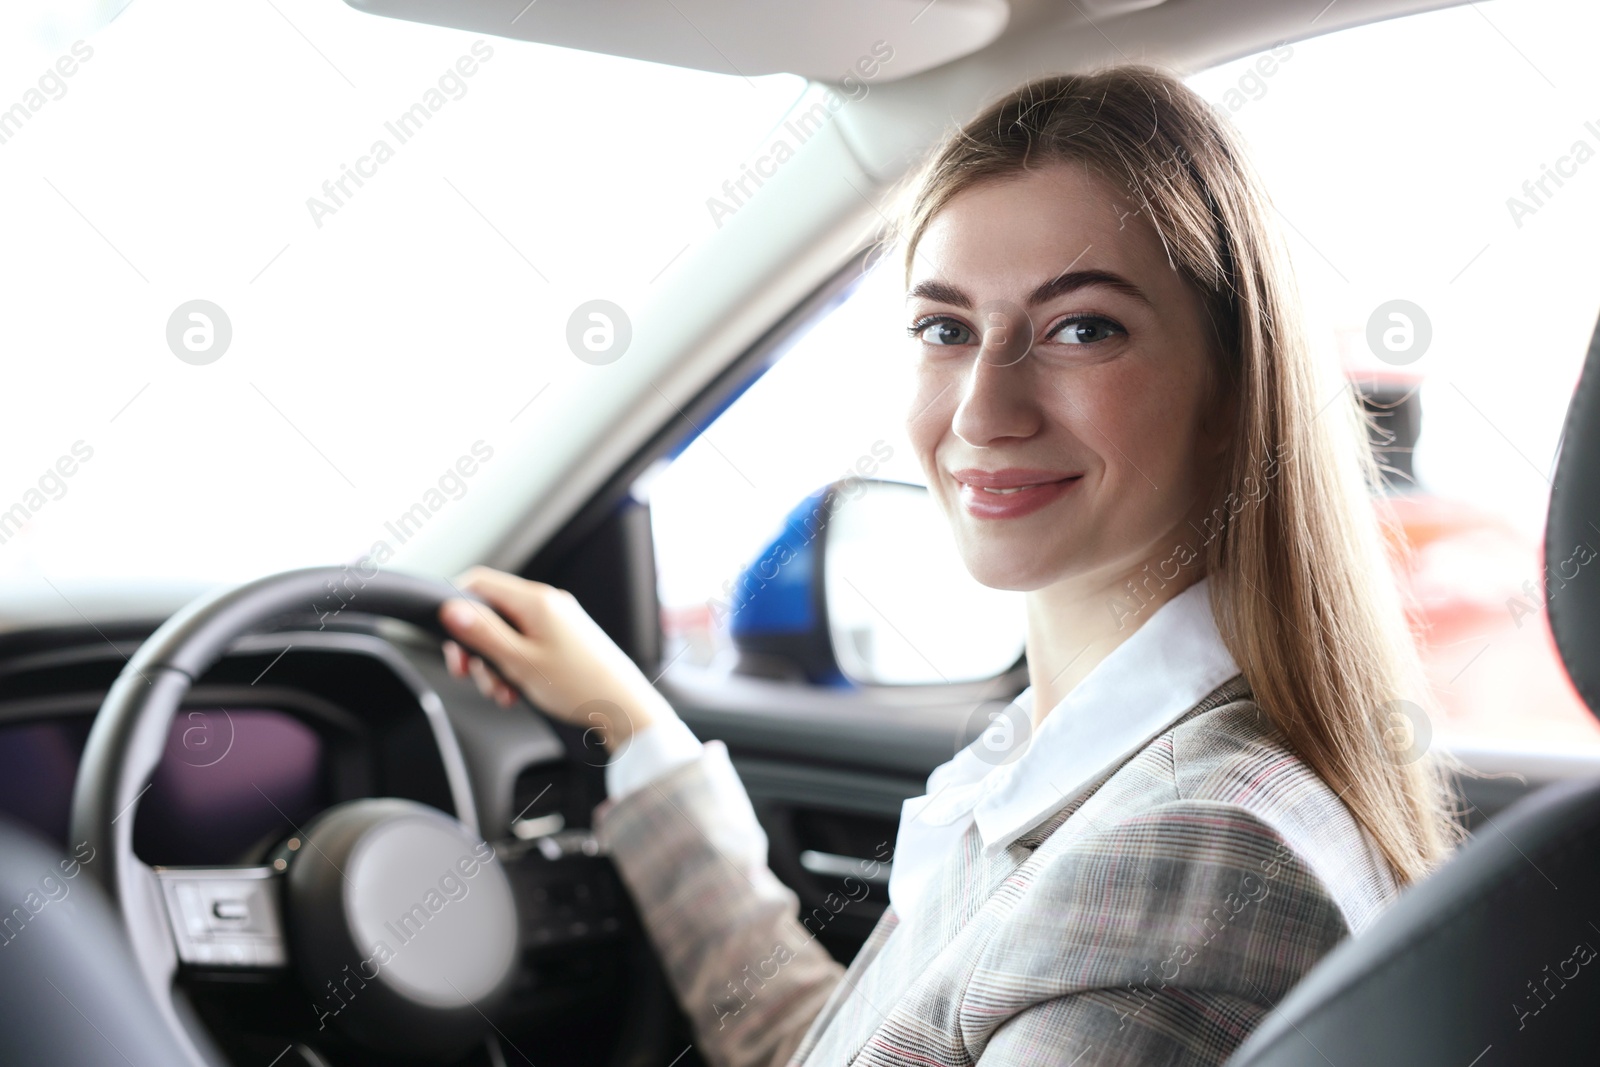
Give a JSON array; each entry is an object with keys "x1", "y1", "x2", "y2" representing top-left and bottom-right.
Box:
[{"x1": 888, "y1": 576, "x2": 1241, "y2": 924}]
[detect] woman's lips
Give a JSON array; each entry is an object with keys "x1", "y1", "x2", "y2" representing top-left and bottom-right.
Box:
[{"x1": 951, "y1": 468, "x2": 1084, "y2": 520}]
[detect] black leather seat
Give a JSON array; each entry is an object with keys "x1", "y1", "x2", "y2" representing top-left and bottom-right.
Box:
[
  {"x1": 1227, "y1": 317, "x2": 1600, "y2": 1064},
  {"x1": 0, "y1": 816, "x2": 206, "y2": 1066}
]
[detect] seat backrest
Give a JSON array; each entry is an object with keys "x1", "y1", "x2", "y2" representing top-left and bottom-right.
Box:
[
  {"x1": 0, "y1": 815, "x2": 202, "y2": 1066},
  {"x1": 1226, "y1": 313, "x2": 1600, "y2": 1065}
]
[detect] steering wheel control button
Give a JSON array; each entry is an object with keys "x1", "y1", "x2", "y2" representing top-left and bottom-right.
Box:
[
  {"x1": 211, "y1": 899, "x2": 249, "y2": 920},
  {"x1": 286, "y1": 798, "x2": 519, "y2": 1059},
  {"x1": 155, "y1": 866, "x2": 288, "y2": 968}
]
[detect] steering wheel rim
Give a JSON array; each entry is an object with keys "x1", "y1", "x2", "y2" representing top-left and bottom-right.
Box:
[{"x1": 68, "y1": 566, "x2": 519, "y2": 1066}]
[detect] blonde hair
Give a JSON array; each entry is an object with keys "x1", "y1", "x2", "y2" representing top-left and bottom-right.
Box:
[{"x1": 882, "y1": 66, "x2": 1461, "y2": 883}]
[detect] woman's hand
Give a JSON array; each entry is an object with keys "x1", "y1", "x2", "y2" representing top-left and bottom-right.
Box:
[{"x1": 438, "y1": 566, "x2": 672, "y2": 755}]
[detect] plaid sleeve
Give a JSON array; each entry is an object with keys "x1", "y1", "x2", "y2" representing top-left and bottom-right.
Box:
[
  {"x1": 961, "y1": 800, "x2": 1353, "y2": 1065},
  {"x1": 976, "y1": 989, "x2": 1270, "y2": 1066},
  {"x1": 592, "y1": 740, "x2": 845, "y2": 1067}
]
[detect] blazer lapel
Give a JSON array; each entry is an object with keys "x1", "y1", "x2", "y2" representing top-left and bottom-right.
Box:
[{"x1": 810, "y1": 672, "x2": 1253, "y2": 1066}]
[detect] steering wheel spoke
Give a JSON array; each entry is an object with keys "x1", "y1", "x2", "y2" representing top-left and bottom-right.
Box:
[{"x1": 154, "y1": 865, "x2": 288, "y2": 970}]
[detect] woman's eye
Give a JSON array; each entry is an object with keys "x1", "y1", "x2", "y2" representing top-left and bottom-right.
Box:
[
  {"x1": 909, "y1": 318, "x2": 975, "y2": 346},
  {"x1": 1050, "y1": 317, "x2": 1123, "y2": 345}
]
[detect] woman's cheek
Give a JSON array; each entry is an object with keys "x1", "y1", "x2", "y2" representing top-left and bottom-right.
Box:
[
  {"x1": 1055, "y1": 376, "x2": 1146, "y2": 462},
  {"x1": 1099, "y1": 368, "x2": 1199, "y2": 474},
  {"x1": 905, "y1": 379, "x2": 952, "y2": 459}
]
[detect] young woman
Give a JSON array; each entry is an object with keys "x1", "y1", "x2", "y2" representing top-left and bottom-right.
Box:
[{"x1": 439, "y1": 66, "x2": 1459, "y2": 1066}]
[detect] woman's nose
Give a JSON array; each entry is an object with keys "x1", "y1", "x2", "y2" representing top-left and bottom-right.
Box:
[
  {"x1": 975, "y1": 301, "x2": 1034, "y2": 368},
  {"x1": 951, "y1": 304, "x2": 1042, "y2": 446}
]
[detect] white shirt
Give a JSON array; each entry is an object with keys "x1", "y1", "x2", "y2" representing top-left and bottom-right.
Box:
[{"x1": 605, "y1": 575, "x2": 1241, "y2": 930}]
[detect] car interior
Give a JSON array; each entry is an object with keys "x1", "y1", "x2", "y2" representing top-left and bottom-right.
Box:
[{"x1": 2, "y1": 0, "x2": 1598, "y2": 1064}]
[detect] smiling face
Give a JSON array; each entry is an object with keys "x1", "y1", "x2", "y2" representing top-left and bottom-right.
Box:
[{"x1": 904, "y1": 162, "x2": 1230, "y2": 593}]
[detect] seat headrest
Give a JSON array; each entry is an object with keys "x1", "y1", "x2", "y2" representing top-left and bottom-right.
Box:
[{"x1": 1546, "y1": 311, "x2": 1600, "y2": 715}]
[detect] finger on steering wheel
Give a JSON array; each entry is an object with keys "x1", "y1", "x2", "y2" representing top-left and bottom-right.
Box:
[
  {"x1": 467, "y1": 652, "x2": 517, "y2": 706},
  {"x1": 444, "y1": 637, "x2": 517, "y2": 707}
]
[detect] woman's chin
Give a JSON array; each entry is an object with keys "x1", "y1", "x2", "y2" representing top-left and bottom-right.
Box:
[{"x1": 959, "y1": 554, "x2": 1065, "y2": 593}]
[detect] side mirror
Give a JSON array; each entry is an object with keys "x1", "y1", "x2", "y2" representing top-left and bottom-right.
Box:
[{"x1": 726, "y1": 478, "x2": 1025, "y2": 686}]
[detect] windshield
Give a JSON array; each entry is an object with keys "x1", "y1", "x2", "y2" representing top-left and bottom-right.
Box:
[{"x1": 0, "y1": 0, "x2": 803, "y2": 599}]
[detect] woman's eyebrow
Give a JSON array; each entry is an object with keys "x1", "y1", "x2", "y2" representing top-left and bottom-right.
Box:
[{"x1": 906, "y1": 270, "x2": 1152, "y2": 309}]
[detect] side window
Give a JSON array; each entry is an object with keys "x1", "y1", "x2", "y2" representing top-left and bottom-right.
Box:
[
  {"x1": 651, "y1": 0, "x2": 1600, "y2": 751},
  {"x1": 646, "y1": 259, "x2": 935, "y2": 673},
  {"x1": 1187, "y1": 2, "x2": 1600, "y2": 751}
]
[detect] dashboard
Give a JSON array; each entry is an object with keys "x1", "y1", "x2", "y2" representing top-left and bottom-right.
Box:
[
  {"x1": 0, "y1": 623, "x2": 467, "y2": 855},
  {"x1": 0, "y1": 613, "x2": 696, "y2": 1067},
  {"x1": 0, "y1": 707, "x2": 327, "y2": 866}
]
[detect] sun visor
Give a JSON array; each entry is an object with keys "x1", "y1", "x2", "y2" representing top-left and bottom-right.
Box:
[{"x1": 342, "y1": 0, "x2": 1010, "y2": 82}]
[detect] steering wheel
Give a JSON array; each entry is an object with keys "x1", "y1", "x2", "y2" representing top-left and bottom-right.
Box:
[{"x1": 68, "y1": 567, "x2": 538, "y2": 1065}]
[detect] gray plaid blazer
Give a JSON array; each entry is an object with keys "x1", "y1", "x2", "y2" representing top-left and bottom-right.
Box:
[{"x1": 592, "y1": 675, "x2": 1400, "y2": 1066}]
